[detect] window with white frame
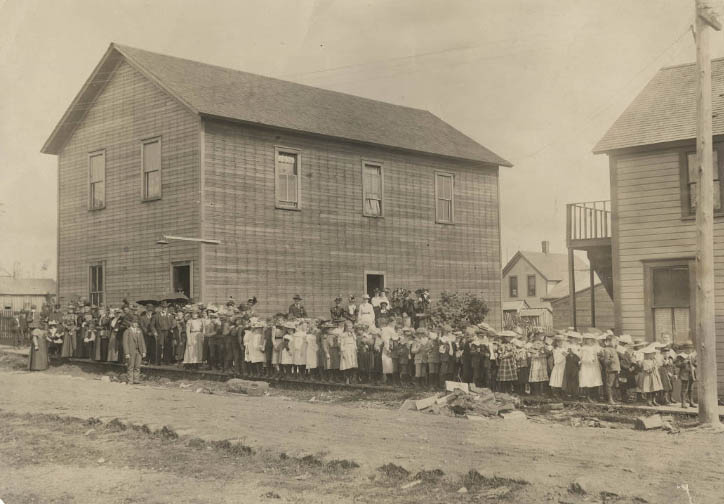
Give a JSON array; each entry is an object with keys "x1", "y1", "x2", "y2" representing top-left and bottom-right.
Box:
[
  {"x1": 89, "y1": 151, "x2": 105, "y2": 210},
  {"x1": 89, "y1": 263, "x2": 104, "y2": 306},
  {"x1": 435, "y1": 172, "x2": 454, "y2": 223},
  {"x1": 362, "y1": 162, "x2": 383, "y2": 216},
  {"x1": 275, "y1": 148, "x2": 300, "y2": 209},
  {"x1": 142, "y1": 138, "x2": 161, "y2": 200}
]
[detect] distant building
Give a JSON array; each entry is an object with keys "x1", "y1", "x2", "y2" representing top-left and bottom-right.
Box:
[
  {"x1": 501, "y1": 242, "x2": 594, "y2": 331},
  {"x1": 0, "y1": 277, "x2": 57, "y2": 311},
  {"x1": 42, "y1": 43, "x2": 511, "y2": 321}
]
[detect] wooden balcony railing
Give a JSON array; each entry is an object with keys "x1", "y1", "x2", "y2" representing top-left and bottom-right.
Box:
[{"x1": 566, "y1": 200, "x2": 611, "y2": 245}]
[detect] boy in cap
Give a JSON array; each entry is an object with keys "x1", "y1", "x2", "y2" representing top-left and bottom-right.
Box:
[
  {"x1": 676, "y1": 345, "x2": 697, "y2": 408},
  {"x1": 600, "y1": 333, "x2": 620, "y2": 404},
  {"x1": 122, "y1": 316, "x2": 146, "y2": 384}
]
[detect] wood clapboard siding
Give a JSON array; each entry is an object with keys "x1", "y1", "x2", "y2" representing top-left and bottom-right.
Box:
[
  {"x1": 550, "y1": 284, "x2": 614, "y2": 331},
  {"x1": 57, "y1": 61, "x2": 200, "y2": 305},
  {"x1": 613, "y1": 149, "x2": 724, "y2": 391},
  {"x1": 202, "y1": 119, "x2": 502, "y2": 326}
]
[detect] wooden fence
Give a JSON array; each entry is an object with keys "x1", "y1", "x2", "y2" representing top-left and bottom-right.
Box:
[{"x1": 0, "y1": 309, "x2": 21, "y2": 345}]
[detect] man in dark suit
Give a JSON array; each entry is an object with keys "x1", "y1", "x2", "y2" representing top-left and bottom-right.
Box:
[
  {"x1": 151, "y1": 301, "x2": 175, "y2": 365},
  {"x1": 123, "y1": 316, "x2": 146, "y2": 384},
  {"x1": 288, "y1": 294, "x2": 307, "y2": 319}
]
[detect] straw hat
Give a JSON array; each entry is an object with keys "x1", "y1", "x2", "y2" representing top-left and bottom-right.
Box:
[
  {"x1": 498, "y1": 330, "x2": 517, "y2": 338},
  {"x1": 642, "y1": 345, "x2": 658, "y2": 355},
  {"x1": 618, "y1": 334, "x2": 633, "y2": 345}
]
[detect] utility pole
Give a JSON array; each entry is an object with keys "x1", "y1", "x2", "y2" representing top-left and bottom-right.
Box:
[{"x1": 694, "y1": 0, "x2": 721, "y2": 426}]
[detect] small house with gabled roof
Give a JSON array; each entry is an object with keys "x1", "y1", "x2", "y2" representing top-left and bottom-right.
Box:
[{"x1": 42, "y1": 43, "x2": 511, "y2": 322}]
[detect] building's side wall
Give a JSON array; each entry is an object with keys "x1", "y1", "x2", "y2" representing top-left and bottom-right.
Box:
[
  {"x1": 502, "y1": 259, "x2": 547, "y2": 306},
  {"x1": 613, "y1": 149, "x2": 724, "y2": 391},
  {"x1": 57, "y1": 60, "x2": 200, "y2": 305},
  {"x1": 550, "y1": 284, "x2": 614, "y2": 331},
  {"x1": 0, "y1": 295, "x2": 51, "y2": 312},
  {"x1": 203, "y1": 119, "x2": 502, "y2": 327}
]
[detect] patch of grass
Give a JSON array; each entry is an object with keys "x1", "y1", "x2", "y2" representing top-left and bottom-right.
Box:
[
  {"x1": 377, "y1": 463, "x2": 410, "y2": 480},
  {"x1": 461, "y1": 469, "x2": 529, "y2": 490},
  {"x1": 413, "y1": 468, "x2": 445, "y2": 483},
  {"x1": 326, "y1": 459, "x2": 360, "y2": 471},
  {"x1": 299, "y1": 454, "x2": 324, "y2": 467}
]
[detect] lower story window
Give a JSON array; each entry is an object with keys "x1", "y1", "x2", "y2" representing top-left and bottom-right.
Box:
[
  {"x1": 89, "y1": 263, "x2": 104, "y2": 306},
  {"x1": 646, "y1": 261, "x2": 693, "y2": 344}
]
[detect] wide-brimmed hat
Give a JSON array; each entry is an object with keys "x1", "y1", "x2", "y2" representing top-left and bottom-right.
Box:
[
  {"x1": 642, "y1": 345, "x2": 658, "y2": 355},
  {"x1": 582, "y1": 333, "x2": 598, "y2": 341},
  {"x1": 498, "y1": 330, "x2": 517, "y2": 339},
  {"x1": 282, "y1": 321, "x2": 297, "y2": 330},
  {"x1": 293, "y1": 294, "x2": 302, "y2": 301},
  {"x1": 362, "y1": 294, "x2": 370, "y2": 300},
  {"x1": 618, "y1": 334, "x2": 633, "y2": 345}
]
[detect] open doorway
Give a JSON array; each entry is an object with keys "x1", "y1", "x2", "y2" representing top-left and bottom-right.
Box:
[
  {"x1": 365, "y1": 272, "x2": 385, "y2": 297},
  {"x1": 171, "y1": 261, "x2": 192, "y2": 299}
]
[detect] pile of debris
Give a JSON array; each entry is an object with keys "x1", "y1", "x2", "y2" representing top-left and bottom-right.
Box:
[{"x1": 401, "y1": 381, "x2": 523, "y2": 419}]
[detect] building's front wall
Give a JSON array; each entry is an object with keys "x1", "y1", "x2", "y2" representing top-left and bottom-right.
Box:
[
  {"x1": 57, "y1": 60, "x2": 201, "y2": 305},
  {"x1": 502, "y1": 259, "x2": 550, "y2": 307},
  {"x1": 203, "y1": 119, "x2": 502, "y2": 326},
  {"x1": 549, "y1": 284, "x2": 614, "y2": 331},
  {"x1": 612, "y1": 148, "x2": 724, "y2": 391}
]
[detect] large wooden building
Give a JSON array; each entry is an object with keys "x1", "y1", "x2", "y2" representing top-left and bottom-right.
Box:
[
  {"x1": 42, "y1": 43, "x2": 511, "y2": 321},
  {"x1": 584, "y1": 58, "x2": 724, "y2": 394}
]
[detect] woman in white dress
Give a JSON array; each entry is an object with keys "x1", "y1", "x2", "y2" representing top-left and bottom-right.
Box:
[
  {"x1": 357, "y1": 294, "x2": 376, "y2": 328},
  {"x1": 249, "y1": 320, "x2": 266, "y2": 376},
  {"x1": 548, "y1": 335, "x2": 567, "y2": 396},
  {"x1": 184, "y1": 311, "x2": 203, "y2": 367},
  {"x1": 339, "y1": 320, "x2": 359, "y2": 384},
  {"x1": 292, "y1": 321, "x2": 308, "y2": 377},
  {"x1": 304, "y1": 326, "x2": 319, "y2": 379},
  {"x1": 578, "y1": 334, "x2": 603, "y2": 402}
]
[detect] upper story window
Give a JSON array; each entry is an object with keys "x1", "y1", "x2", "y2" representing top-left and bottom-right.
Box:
[
  {"x1": 683, "y1": 149, "x2": 723, "y2": 216},
  {"x1": 435, "y1": 172, "x2": 454, "y2": 223},
  {"x1": 275, "y1": 147, "x2": 301, "y2": 209},
  {"x1": 509, "y1": 276, "x2": 518, "y2": 298},
  {"x1": 142, "y1": 138, "x2": 162, "y2": 200},
  {"x1": 89, "y1": 263, "x2": 105, "y2": 306},
  {"x1": 527, "y1": 275, "x2": 536, "y2": 297},
  {"x1": 362, "y1": 161, "x2": 383, "y2": 217},
  {"x1": 88, "y1": 150, "x2": 105, "y2": 210}
]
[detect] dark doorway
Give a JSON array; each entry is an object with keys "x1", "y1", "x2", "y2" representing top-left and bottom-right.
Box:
[
  {"x1": 172, "y1": 263, "x2": 191, "y2": 298},
  {"x1": 366, "y1": 273, "x2": 385, "y2": 297}
]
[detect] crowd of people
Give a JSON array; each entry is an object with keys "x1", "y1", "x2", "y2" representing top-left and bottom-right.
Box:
[{"x1": 20, "y1": 288, "x2": 699, "y2": 408}]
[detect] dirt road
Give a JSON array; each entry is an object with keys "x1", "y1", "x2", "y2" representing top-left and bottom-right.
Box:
[{"x1": 1, "y1": 363, "x2": 723, "y2": 503}]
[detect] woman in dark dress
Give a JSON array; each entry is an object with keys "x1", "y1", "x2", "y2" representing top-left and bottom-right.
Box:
[
  {"x1": 562, "y1": 338, "x2": 581, "y2": 398},
  {"x1": 28, "y1": 323, "x2": 50, "y2": 371}
]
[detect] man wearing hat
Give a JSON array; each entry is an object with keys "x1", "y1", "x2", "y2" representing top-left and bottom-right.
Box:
[
  {"x1": 601, "y1": 333, "x2": 620, "y2": 404},
  {"x1": 288, "y1": 295, "x2": 307, "y2": 319},
  {"x1": 122, "y1": 316, "x2": 146, "y2": 384},
  {"x1": 330, "y1": 296, "x2": 346, "y2": 323},
  {"x1": 151, "y1": 301, "x2": 176, "y2": 365},
  {"x1": 138, "y1": 307, "x2": 153, "y2": 364}
]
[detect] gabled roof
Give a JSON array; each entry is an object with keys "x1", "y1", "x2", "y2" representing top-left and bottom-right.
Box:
[
  {"x1": 502, "y1": 250, "x2": 588, "y2": 282},
  {"x1": 503, "y1": 300, "x2": 530, "y2": 312},
  {"x1": 0, "y1": 278, "x2": 57, "y2": 296},
  {"x1": 542, "y1": 273, "x2": 604, "y2": 301},
  {"x1": 594, "y1": 58, "x2": 724, "y2": 153},
  {"x1": 42, "y1": 43, "x2": 512, "y2": 167}
]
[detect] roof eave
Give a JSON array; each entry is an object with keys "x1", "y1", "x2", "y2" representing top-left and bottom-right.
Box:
[{"x1": 199, "y1": 112, "x2": 507, "y2": 167}]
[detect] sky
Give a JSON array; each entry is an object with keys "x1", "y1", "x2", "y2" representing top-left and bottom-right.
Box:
[{"x1": 2, "y1": 0, "x2": 724, "y2": 279}]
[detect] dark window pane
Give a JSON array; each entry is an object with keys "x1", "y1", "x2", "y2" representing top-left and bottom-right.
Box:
[{"x1": 653, "y1": 267, "x2": 689, "y2": 307}]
